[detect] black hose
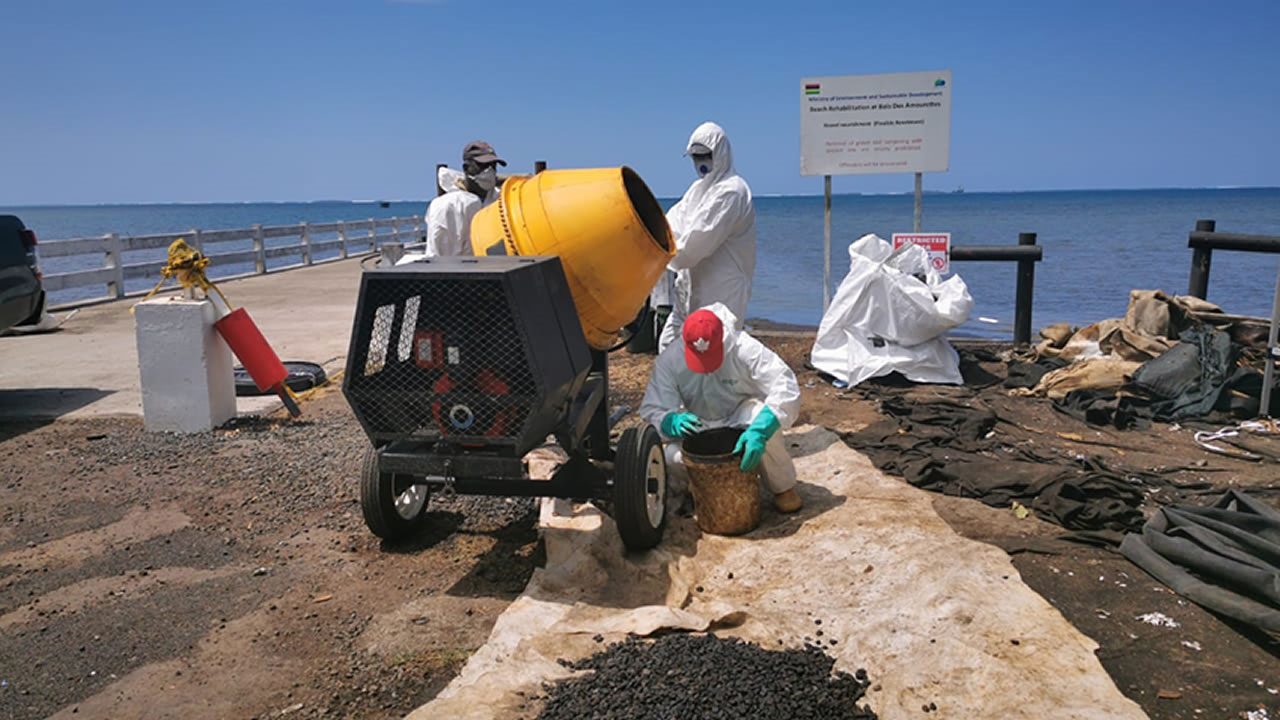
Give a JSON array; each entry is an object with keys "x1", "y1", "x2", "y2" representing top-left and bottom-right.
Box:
[
  {"x1": 607, "y1": 299, "x2": 655, "y2": 353},
  {"x1": 606, "y1": 330, "x2": 636, "y2": 353}
]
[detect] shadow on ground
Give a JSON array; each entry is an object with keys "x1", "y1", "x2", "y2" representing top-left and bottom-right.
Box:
[{"x1": 0, "y1": 388, "x2": 115, "y2": 441}]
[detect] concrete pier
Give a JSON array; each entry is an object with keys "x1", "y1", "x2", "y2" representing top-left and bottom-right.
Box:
[{"x1": 0, "y1": 257, "x2": 366, "y2": 421}]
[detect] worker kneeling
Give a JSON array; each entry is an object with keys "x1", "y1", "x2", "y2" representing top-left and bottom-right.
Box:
[{"x1": 640, "y1": 304, "x2": 803, "y2": 513}]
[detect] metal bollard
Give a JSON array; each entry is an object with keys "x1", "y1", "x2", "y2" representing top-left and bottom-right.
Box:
[
  {"x1": 1187, "y1": 219, "x2": 1215, "y2": 299},
  {"x1": 1014, "y1": 233, "x2": 1037, "y2": 345}
]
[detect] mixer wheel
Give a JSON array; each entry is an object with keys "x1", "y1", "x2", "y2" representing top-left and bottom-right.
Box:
[
  {"x1": 614, "y1": 424, "x2": 667, "y2": 551},
  {"x1": 360, "y1": 445, "x2": 430, "y2": 541}
]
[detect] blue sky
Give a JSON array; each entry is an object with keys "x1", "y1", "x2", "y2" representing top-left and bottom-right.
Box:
[{"x1": 3, "y1": 0, "x2": 1277, "y2": 204}]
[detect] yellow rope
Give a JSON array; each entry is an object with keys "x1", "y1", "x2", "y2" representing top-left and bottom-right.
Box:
[
  {"x1": 293, "y1": 368, "x2": 345, "y2": 402},
  {"x1": 132, "y1": 238, "x2": 234, "y2": 312}
]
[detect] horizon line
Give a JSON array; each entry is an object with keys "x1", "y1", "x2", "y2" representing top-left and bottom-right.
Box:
[{"x1": 3, "y1": 184, "x2": 1278, "y2": 208}]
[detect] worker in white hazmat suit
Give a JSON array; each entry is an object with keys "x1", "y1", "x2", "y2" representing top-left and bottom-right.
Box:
[
  {"x1": 404, "y1": 141, "x2": 504, "y2": 263},
  {"x1": 640, "y1": 303, "x2": 803, "y2": 513},
  {"x1": 656, "y1": 122, "x2": 757, "y2": 353}
]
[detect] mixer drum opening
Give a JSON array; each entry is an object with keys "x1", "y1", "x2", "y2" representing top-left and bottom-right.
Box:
[{"x1": 621, "y1": 166, "x2": 670, "y2": 253}]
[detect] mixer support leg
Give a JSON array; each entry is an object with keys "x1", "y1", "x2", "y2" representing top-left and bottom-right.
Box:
[{"x1": 587, "y1": 349, "x2": 611, "y2": 461}]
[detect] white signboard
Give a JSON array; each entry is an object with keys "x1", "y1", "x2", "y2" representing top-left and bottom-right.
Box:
[
  {"x1": 801, "y1": 71, "x2": 951, "y2": 176},
  {"x1": 892, "y1": 232, "x2": 951, "y2": 274}
]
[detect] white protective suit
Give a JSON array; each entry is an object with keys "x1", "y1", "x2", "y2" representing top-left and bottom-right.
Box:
[
  {"x1": 656, "y1": 122, "x2": 757, "y2": 353},
  {"x1": 810, "y1": 233, "x2": 974, "y2": 386},
  {"x1": 640, "y1": 303, "x2": 800, "y2": 494},
  {"x1": 413, "y1": 166, "x2": 497, "y2": 260}
]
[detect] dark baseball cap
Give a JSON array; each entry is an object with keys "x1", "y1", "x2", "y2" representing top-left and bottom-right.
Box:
[{"x1": 462, "y1": 141, "x2": 506, "y2": 167}]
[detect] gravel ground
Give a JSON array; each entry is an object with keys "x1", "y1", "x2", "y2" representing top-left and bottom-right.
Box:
[
  {"x1": 0, "y1": 388, "x2": 542, "y2": 720},
  {"x1": 533, "y1": 634, "x2": 878, "y2": 720},
  {"x1": 4, "y1": 336, "x2": 1278, "y2": 719}
]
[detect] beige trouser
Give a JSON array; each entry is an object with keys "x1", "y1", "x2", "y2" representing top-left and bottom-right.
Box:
[{"x1": 660, "y1": 399, "x2": 796, "y2": 494}]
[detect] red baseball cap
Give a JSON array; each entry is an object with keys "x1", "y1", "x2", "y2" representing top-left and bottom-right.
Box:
[{"x1": 682, "y1": 309, "x2": 724, "y2": 373}]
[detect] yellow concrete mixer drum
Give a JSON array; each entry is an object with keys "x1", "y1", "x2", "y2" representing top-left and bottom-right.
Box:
[{"x1": 470, "y1": 167, "x2": 674, "y2": 350}]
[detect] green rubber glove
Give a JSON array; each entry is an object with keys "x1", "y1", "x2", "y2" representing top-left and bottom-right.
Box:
[
  {"x1": 746, "y1": 406, "x2": 781, "y2": 439},
  {"x1": 661, "y1": 411, "x2": 702, "y2": 438},
  {"x1": 733, "y1": 407, "x2": 781, "y2": 472}
]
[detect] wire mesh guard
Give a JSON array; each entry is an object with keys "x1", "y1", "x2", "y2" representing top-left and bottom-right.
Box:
[{"x1": 346, "y1": 274, "x2": 537, "y2": 446}]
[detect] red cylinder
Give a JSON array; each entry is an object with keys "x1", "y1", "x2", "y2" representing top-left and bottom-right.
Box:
[{"x1": 214, "y1": 308, "x2": 287, "y2": 392}]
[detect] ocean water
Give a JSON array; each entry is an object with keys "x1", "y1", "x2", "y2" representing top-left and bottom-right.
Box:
[
  {"x1": 5, "y1": 188, "x2": 1280, "y2": 338},
  {"x1": 750, "y1": 188, "x2": 1280, "y2": 336}
]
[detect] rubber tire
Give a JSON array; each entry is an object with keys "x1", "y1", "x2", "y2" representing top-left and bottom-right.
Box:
[
  {"x1": 614, "y1": 424, "x2": 667, "y2": 551},
  {"x1": 359, "y1": 445, "x2": 429, "y2": 541},
  {"x1": 234, "y1": 362, "x2": 326, "y2": 397},
  {"x1": 16, "y1": 291, "x2": 44, "y2": 327}
]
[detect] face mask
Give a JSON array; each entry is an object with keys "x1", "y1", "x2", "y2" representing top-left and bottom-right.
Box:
[
  {"x1": 692, "y1": 154, "x2": 712, "y2": 177},
  {"x1": 472, "y1": 166, "x2": 497, "y2": 192}
]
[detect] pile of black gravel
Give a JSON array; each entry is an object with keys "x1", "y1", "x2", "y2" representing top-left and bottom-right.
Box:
[{"x1": 533, "y1": 633, "x2": 878, "y2": 720}]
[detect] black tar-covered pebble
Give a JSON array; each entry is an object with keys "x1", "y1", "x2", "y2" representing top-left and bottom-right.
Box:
[{"x1": 536, "y1": 633, "x2": 878, "y2": 720}]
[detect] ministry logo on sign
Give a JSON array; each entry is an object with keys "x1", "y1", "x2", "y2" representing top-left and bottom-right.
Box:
[{"x1": 804, "y1": 83, "x2": 820, "y2": 95}]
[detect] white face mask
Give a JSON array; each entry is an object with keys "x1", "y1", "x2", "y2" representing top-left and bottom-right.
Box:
[
  {"x1": 692, "y1": 154, "x2": 712, "y2": 177},
  {"x1": 472, "y1": 166, "x2": 498, "y2": 192}
]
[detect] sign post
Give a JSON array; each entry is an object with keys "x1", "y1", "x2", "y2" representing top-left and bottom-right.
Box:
[
  {"x1": 823, "y1": 175, "x2": 832, "y2": 314},
  {"x1": 801, "y1": 71, "x2": 952, "y2": 308},
  {"x1": 914, "y1": 172, "x2": 923, "y2": 232},
  {"x1": 1262, "y1": 260, "x2": 1280, "y2": 418}
]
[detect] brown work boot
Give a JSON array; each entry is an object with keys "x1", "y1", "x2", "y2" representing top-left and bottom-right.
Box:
[{"x1": 773, "y1": 488, "x2": 803, "y2": 513}]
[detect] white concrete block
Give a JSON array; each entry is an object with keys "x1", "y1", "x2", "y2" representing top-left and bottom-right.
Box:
[{"x1": 134, "y1": 297, "x2": 236, "y2": 433}]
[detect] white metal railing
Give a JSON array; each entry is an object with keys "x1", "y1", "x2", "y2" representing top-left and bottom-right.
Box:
[{"x1": 39, "y1": 216, "x2": 424, "y2": 306}]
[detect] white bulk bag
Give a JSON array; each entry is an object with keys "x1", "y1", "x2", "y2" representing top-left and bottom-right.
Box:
[{"x1": 811, "y1": 234, "x2": 973, "y2": 386}]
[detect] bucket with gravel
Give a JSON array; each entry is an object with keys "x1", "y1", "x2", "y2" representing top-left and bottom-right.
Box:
[{"x1": 682, "y1": 426, "x2": 761, "y2": 536}]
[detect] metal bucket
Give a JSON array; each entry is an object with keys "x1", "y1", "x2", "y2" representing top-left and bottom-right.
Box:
[{"x1": 682, "y1": 427, "x2": 762, "y2": 536}]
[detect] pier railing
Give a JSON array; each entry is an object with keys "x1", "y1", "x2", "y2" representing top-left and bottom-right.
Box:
[
  {"x1": 1185, "y1": 219, "x2": 1280, "y2": 417},
  {"x1": 1186, "y1": 219, "x2": 1280, "y2": 299},
  {"x1": 953, "y1": 232, "x2": 1043, "y2": 345},
  {"x1": 39, "y1": 216, "x2": 424, "y2": 307}
]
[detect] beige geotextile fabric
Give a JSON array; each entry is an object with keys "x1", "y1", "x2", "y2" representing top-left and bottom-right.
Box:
[
  {"x1": 1034, "y1": 290, "x2": 1223, "y2": 364},
  {"x1": 408, "y1": 427, "x2": 1146, "y2": 720},
  {"x1": 1015, "y1": 357, "x2": 1144, "y2": 399}
]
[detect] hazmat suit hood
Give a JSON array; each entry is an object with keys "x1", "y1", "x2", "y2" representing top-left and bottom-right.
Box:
[
  {"x1": 685, "y1": 122, "x2": 735, "y2": 190},
  {"x1": 702, "y1": 302, "x2": 742, "y2": 357},
  {"x1": 437, "y1": 166, "x2": 467, "y2": 194}
]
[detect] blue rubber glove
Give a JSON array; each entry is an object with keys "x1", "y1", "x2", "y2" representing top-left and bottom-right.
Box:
[
  {"x1": 661, "y1": 411, "x2": 702, "y2": 438},
  {"x1": 733, "y1": 407, "x2": 781, "y2": 472}
]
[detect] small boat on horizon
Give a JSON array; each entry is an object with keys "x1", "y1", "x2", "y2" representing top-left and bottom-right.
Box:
[{"x1": 952, "y1": 186, "x2": 965, "y2": 194}]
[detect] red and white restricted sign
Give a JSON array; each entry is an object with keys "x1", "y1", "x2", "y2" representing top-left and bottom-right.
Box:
[{"x1": 892, "y1": 232, "x2": 951, "y2": 274}]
